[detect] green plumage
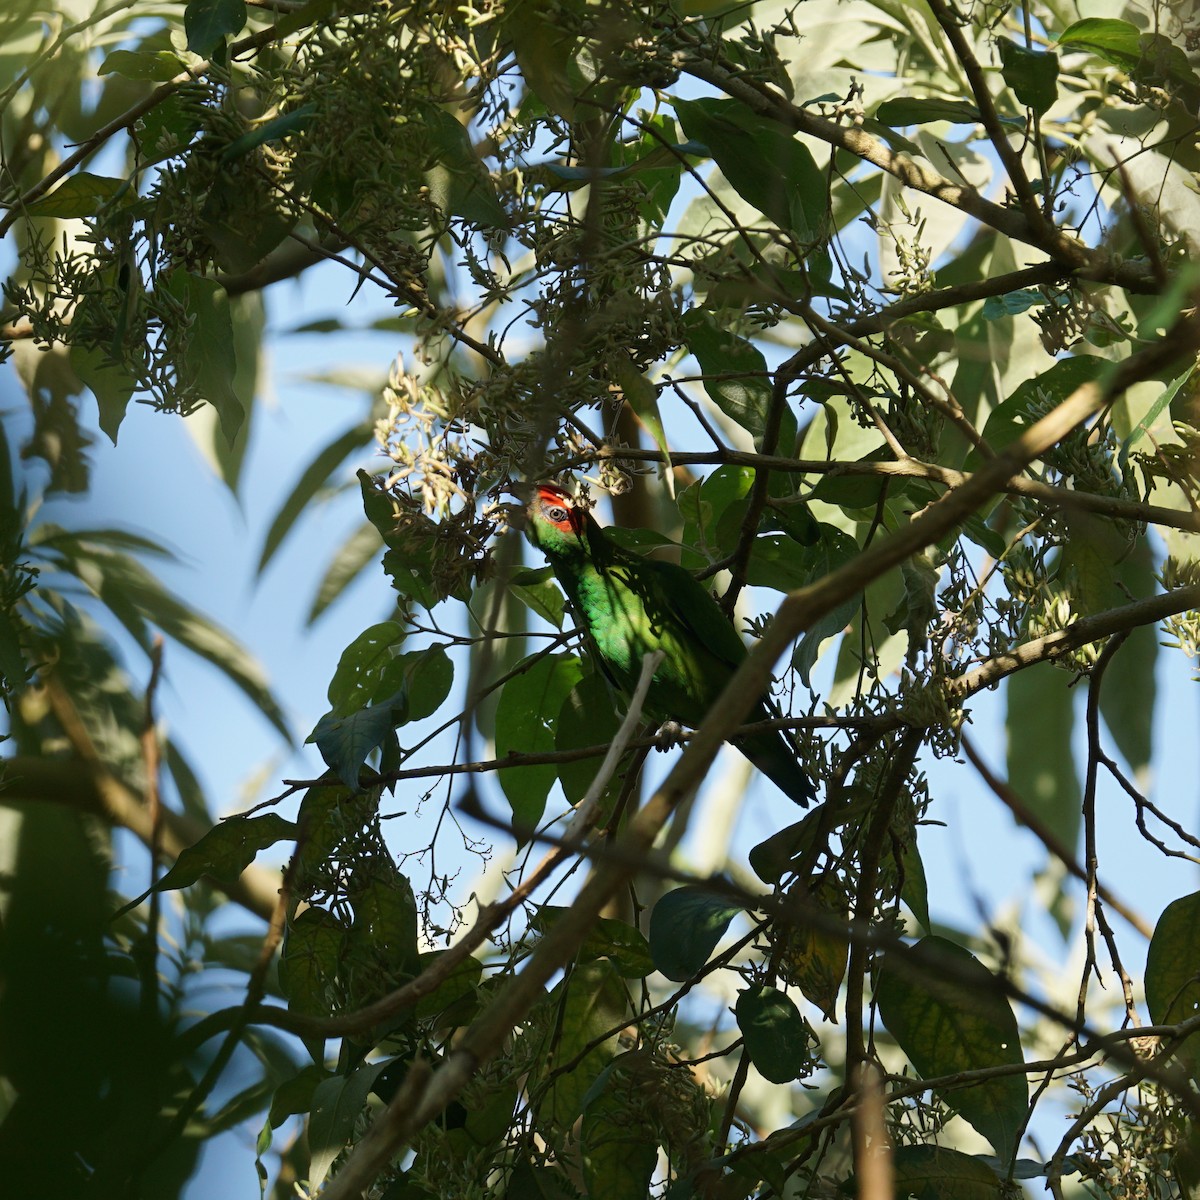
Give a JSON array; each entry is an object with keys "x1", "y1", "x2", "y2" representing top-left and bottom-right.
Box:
[{"x1": 525, "y1": 485, "x2": 814, "y2": 806}]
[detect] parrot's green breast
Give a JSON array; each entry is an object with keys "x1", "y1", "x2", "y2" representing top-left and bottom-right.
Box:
[{"x1": 569, "y1": 559, "x2": 733, "y2": 728}]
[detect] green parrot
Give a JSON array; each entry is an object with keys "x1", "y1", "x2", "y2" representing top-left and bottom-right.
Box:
[{"x1": 524, "y1": 482, "x2": 814, "y2": 806}]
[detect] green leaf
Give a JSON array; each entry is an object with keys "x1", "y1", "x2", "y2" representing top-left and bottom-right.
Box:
[
  {"x1": 1058, "y1": 18, "x2": 1200, "y2": 89},
  {"x1": 770, "y1": 525, "x2": 861, "y2": 686},
  {"x1": 889, "y1": 1145, "x2": 1004, "y2": 1200},
  {"x1": 71, "y1": 343, "x2": 136, "y2": 444},
  {"x1": 163, "y1": 271, "x2": 245, "y2": 444},
  {"x1": 348, "y1": 864, "x2": 419, "y2": 986},
  {"x1": 158, "y1": 812, "x2": 295, "y2": 891},
  {"x1": 310, "y1": 690, "x2": 407, "y2": 790},
  {"x1": 308, "y1": 1062, "x2": 386, "y2": 1187},
  {"x1": 135, "y1": 90, "x2": 205, "y2": 165},
  {"x1": 531, "y1": 907, "x2": 655, "y2": 978},
  {"x1": 309, "y1": 523, "x2": 384, "y2": 623},
  {"x1": 391, "y1": 644, "x2": 454, "y2": 722},
  {"x1": 537, "y1": 959, "x2": 631, "y2": 1130},
  {"x1": 1006, "y1": 661, "x2": 1080, "y2": 854},
  {"x1": 279, "y1": 906, "x2": 347, "y2": 1018},
  {"x1": 735, "y1": 985, "x2": 811, "y2": 1083},
  {"x1": 204, "y1": 291, "x2": 263, "y2": 492},
  {"x1": 580, "y1": 1059, "x2": 660, "y2": 1200},
  {"x1": 981, "y1": 289, "x2": 1045, "y2": 320},
  {"x1": 610, "y1": 353, "x2": 671, "y2": 469},
  {"x1": 420, "y1": 102, "x2": 509, "y2": 229},
  {"x1": 327, "y1": 621, "x2": 406, "y2": 714},
  {"x1": 748, "y1": 810, "x2": 823, "y2": 884},
  {"x1": 966, "y1": 355, "x2": 1111, "y2": 471},
  {"x1": 781, "y1": 873, "x2": 848, "y2": 1021},
  {"x1": 1119, "y1": 367, "x2": 1192, "y2": 469},
  {"x1": 997, "y1": 38, "x2": 1059, "y2": 116},
  {"x1": 268, "y1": 1064, "x2": 330, "y2": 1129},
  {"x1": 674, "y1": 96, "x2": 827, "y2": 239},
  {"x1": 899, "y1": 834, "x2": 931, "y2": 932},
  {"x1": 25, "y1": 172, "x2": 127, "y2": 218},
  {"x1": 184, "y1": 0, "x2": 247, "y2": 56},
  {"x1": 260, "y1": 430, "x2": 370, "y2": 573},
  {"x1": 413, "y1": 950, "x2": 483, "y2": 1024},
  {"x1": 1146, "y1": 890, "x2": 1200, "y2": 1084},
  {"x1": 33, "y1": 529, "x2": 291, "y2": 737},
  {"x1": 555, "y1": 671, "x2": 622, "y2": 808},
  {"x1": 1097, "y1": 539, "x2": 1158, "y2": 778},
  {"x1": 875, "y1": 97, "x2": 987, "y2": 126},
  {"x1": 98, "y1": 49, "x2": 187, "y2": 81},
  {"x1": 875, "y1": 937, "x2": 1027, "y2": 1164},
  {"x1": 220, "y1": 104, "x2": 316, "y2": 162},
  {"x1": 495, "y1": 653, "x2": 584, "y2": 835},
  {"x1": 649, "y1": 886, "x2": 743, "y2": 981},
  {"x1": 508, "y1": 566, "x2": 566, "y2": 630},
  {"x1": 681, "y1": 310, "x2": 773, "y2": 447}
]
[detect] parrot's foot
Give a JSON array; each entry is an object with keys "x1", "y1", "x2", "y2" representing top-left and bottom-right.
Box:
[{"x1": 654, "y1": 720, "x2": 686, "y2": 750}]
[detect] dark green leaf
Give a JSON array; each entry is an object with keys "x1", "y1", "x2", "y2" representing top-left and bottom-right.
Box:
[
  {"x1": 184, "y1": 0, "x2": 247, "y2": 56},
  {"x1": 220, "y1": 104, "x2": 316, "y2": 162},
  {"x1": 158, "y1": 812, "x2": 295, "y2": 891},
  {"x1": 757, "y1": 524, "x2": 860, "y2": 686},
  {"x1": 532, "y1": 907, "x2": 655, "y2": 978},
  {"x1": 1006, "y1": 661, "x2": 1080, "y2": 854},
  {"x1": 555, "y1": 671, "x2": 622, "y2": 807},
  {"x1": 997, "y1": 38, "x2": 1059, "y2": 116},
  {"x1": 1146, "y1": 890, "x2": 1200, "y2": 1084},
  {"x1": 508, "y1": 566, "x2": 566, "y2": 630},
  {"x1": 580, "y1": 1059, "x2": 659, "y2": 1199},
  {"x1": 420, "y1": 102, "x2": 509, "y2": 229},
  {"x1": 25, "y1": 172, "x2": 127, "y2": 218},
  {"x1": 268, "y1": 1065, "x2": 330, "y2": 1129},
  {"x1": 390, "y1": 644, "x2": 453, "y2": 722},
  {"x1": 735, "y1": 985, "x2": 810, "y2": 1083},
  {"x1": 309, "y1": 690, "x2": 407, "y2": 790},
  {"x1": 681, "y1": 310, "x2": 772, "y2": 446},
  {"x1": 135, "y1": 89, "x2": 205, "y2": 164},
  {"x1": 899, "y1": 834, "x2": 931, "y2": 932},
  {"x1": 889, "y1": 1145, "x2": 1004, "y2": 1200},
  {"x1": 981, "y1": 289, "x2": 1045, "y2": 320},
  {"x1": 309, "y1": 523, "x2": 383, "y2": 622},
  {"x1": 71, "y1": 343, "x2": 135, "y2": 444},
  {"x1": 495, "y1": 653, "x2": 583, "y2": 835},
  {"x1": 1058, "y1": 18, "x2": 1200, "y2": 88},
  {"x1": 536, "y1": 959, "x2": 630, "y2": 1130},
  {"x1": 875, "y1": 97, "x2": 987, "y2": 126},
  {"x1": 966, "y1": 355, "x2": 1111, "y2": 470},
  {"x1": 163, "y1": 270, "x2": 244, "y2": 444},
  {"x1": 675, "y1": 96, "x2": 827, "y2": 239},
  {"x1": 413, "y1": 951, "x2": 483, "y2": 1024},
  {"x1": 748, "y1": 811, "x2": 823, "y2": 884},
  {"x1": 875, "y1": 937, "x2": 1027, "y2": 1163},
  {"x1": 349, "y1": 864, "x2": 419, "y2": 985},
  {"x1": 279, "y1": 906, "x2": 347, "y2": 1018},
  {"x1": 98, "y1": 49, "x2": 186, "y2": 81},
  {"x1": 327, "y1": 621, "x2": 406, "y2": 714},
  {"x1": 309, "y1": 1062, "x2": 387, "y2": 1187},
  {"x1": 649, "y1": 886, "x2": 743, "y2": 981}
]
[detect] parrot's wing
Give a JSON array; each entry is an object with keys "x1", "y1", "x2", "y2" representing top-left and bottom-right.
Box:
[{"x1": 645, "y1": 558, "x2": 748, "y2": 672}]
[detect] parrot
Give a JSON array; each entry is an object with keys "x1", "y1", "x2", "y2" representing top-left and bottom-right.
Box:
[{"x1": 524, "y1": 482, "x2": 814, "y2": 806}]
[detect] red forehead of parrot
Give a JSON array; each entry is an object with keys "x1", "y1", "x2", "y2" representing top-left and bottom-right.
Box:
[{"x1": 533, "y1": 484, "x2": 586, "y2": 534}]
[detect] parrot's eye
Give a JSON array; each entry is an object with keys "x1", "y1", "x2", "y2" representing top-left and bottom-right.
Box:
[{"x1": 546, "y1": 504, "x2": 570, "y2": 523}]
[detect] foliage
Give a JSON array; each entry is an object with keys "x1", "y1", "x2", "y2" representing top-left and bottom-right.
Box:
[{"x1": 2, "y1": 0, "x2": 1200, "y2": 1196}]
